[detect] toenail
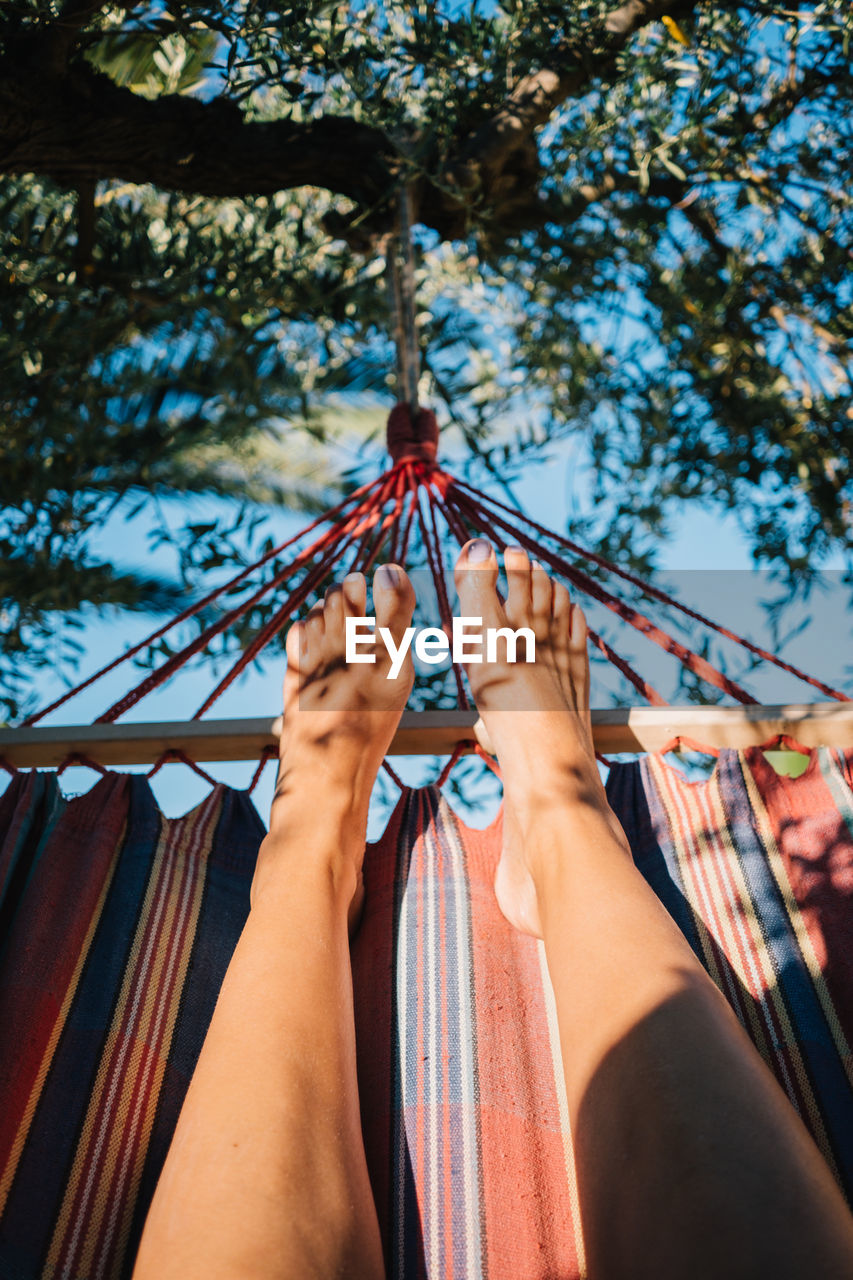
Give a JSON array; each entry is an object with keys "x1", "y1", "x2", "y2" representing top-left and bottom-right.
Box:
[
  {"x1": 344, "y1": 572, "x2": 364, "y2": 585},
  {"x1": 467, "y1": 539, "x2": 492, "y2": 562},
  {"x1": 506, "y1": 545, "x2": 525, "y2": 556},
  {"x1": 375, "y1": 564, "x2": 400, "y2": 587}
]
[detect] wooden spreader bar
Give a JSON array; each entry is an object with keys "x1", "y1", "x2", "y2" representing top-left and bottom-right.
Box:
[{"x1": 2, "y1": 703, "x2": 853, "y2": 769}]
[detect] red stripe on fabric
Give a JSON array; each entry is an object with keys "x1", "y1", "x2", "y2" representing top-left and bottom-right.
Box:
[
  {"x1": 414, "y1": 792, "x2": 428, "y2": 1262},
  {"x1": 51, "y1": 813, "x2": 193, "y2": 1275},
  {"x1": 690, "y1": 780, "x2": 807, "y2": 1110},
  {"x1": 53, "y1": 793, "x2": 215, "y2": 1278},
  {"x1": 92, "y1": 797, "x2": 218, "y2": 1279},
  {"x1": 351, "y1": 790, "x2": 408, "y2": 1267},
  {"x1": 651, "y1": 763, "x2": 757, "y2": 1030},
  {"x1": 0, "y1": 773, "x2": 44, "y2": 897},
  {"x1": 745, "y1": 750, "x2": 853, "y2": 1046},
  {"x1": 461, "y1": 813, "x2": 580, "y2": 1279},
  {"x1": 438, "y1": 828, "x2": 454, "y2": 1277},
  {"x1": 0, "y1": 776, "x2": 130, "y2": 1177}
]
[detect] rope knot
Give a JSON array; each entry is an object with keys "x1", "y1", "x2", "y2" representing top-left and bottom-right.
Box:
[{"x1": 386, "y1": 402, "x2": 439, "y2": 465}]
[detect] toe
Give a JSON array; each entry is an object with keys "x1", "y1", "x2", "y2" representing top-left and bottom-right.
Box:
[
  {"x1": 504, "y1": 546, "x2": 532, "y2": 624},
  {"x1": 551, "y1": 579, "x2": 572, "y2": 685},
  {"x1": 372, "y1": 563, "x2": 416, "y2": 638},
  {"x1": 454, "y1": 539, "x2": 503, "y2": 628},
  {"x1": 530, "y1": 560, "x2": 552, "y2": 632},
  {"x1": 302, "y1": 602, "x2": 325, "y2": 660},
  {"x1": 569, "y1": 603, "x2": 591, "y2": 713},
  {"x1": 342, "y1": 571, "x2": 367, "y2": 617},
  {"x1": 285, "y1": 619, "x2": 305, "y2": 669},
  {"x1": 569, "y1": 600, "x2": 588, "y2": 652},
  {"x1": 552, "y1": 578, "x2": 571, "y2": 627},
  {"x1": 324, "y1": 583, "x2": 345, "y2": 641}
]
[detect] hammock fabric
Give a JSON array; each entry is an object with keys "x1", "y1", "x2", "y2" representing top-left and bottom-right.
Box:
[
  {"x1": 3, "y1": 748, "x2": 853, "y2": 1278},
  {"x1": 0, "y1": 774, "x2": 262, "y2": 1280}
]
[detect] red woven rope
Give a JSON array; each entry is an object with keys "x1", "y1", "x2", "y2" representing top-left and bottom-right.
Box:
[
  {"x1": 426, "y1": 490, "x2": 470, "y2": 710},
  {"x1": 432, "y1": 488, "x2": 667, "y2": 705},
  {"x1": 415, "y1": 490, "x2": 469, "y2": 709},
  {"x1": 437, "y1": 741, "x2": 502, "y2": 786},
  {"x1": 57, "y1": 753, "x2": 107, "y2": 776},
  {"x1": 352, "y1": 472, "x2": 406, "y2": 574},
  {"x1": 451, "y1": 477, "x2": 849, "y2": 703},
  {"x1": 428, "y1": 483, "x2": 472, "y2": 549},
  {"x1": 193, "y1": 513, "x2": 379, "y2": 719},
  {"x1": 24, "y1": 472, "x2": 391, "y2": 727},
  {"x1": 437, "y1": 740, "x2": 473, "y2": 786},
  {"x1": 448, "y1": 487, "x2": 756, "y2": 705},
  {"x1": 585, "y1": 626, "x2": 669, "y2": 706},
  {"x1": 249, "y1": 746, "x2": 279, "y2": 793},
  {"x1": 147, "y1": 748, "x2": 218, "y2": 787},
  {"x1": 193, "y1": 475, "x2": 411, "y2": 718},
  {"x1": 381, "y1": 757, "x2": 406, "y2": 789},
  {"x1": 396, "y1": 469, "x2": 420, "y2": 566},
  {"x1": 98, "y1": 482, "x2": 385, "y2": 724},
  {"x1": 386, "y1": 466, "x2": 409, "y2": 564}
]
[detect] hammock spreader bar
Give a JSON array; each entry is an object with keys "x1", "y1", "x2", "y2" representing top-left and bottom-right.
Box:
[{"x1": 4, "y1": 703, "x2": 853, "y2": 770}]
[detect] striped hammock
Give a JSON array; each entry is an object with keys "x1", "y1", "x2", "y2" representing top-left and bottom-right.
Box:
[{"x1": 2, "y1": 747, "x2": 853, "y2": 1278}]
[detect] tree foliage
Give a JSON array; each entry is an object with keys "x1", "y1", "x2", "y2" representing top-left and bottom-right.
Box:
[{"x1": 1, "y1": 0, "x2": 852, "y2": 717}]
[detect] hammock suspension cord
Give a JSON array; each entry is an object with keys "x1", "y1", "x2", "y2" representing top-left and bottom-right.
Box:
[{"x1": 10, "y1": 190, "x2": 850, "y2": 768}]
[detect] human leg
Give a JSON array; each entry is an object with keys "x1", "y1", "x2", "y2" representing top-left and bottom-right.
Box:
[
  {"x1": 134, "y1": 566, "x2": 415, "y2": 1280},
  {"x1": 455, "y1": 539, "x2": 853, "y2": 1280}
]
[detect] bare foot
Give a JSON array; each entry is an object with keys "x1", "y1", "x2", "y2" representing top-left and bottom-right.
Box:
[
  {"x1": 454, "y1": 539, "x2": 630, "y2": 938},
  {"x1": 254, "y1": 564, "x2": 415, "y2": 928}
]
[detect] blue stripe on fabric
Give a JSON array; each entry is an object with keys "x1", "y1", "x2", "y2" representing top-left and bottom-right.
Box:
[
  {"x1": 127, "y1": 785, "x2": 262, "y2": 1268},
  {"x1": 0, "y1": 773, "x2": 147, "y2": 1279},
  {"x1": 718, "y1": 749, "x2": 853, "y2": 1198},
  {"x1": 605, "y1": 759, "x2": 704, "y2": 959}
]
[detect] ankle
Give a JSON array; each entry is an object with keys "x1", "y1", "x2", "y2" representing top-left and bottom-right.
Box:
[
  {"x1": 271, "y1": 759, "x2": 372, "y2": 836},
  {"x1": 252, "y1": 820, "x2": 362, "y2": 914},
  {"x1": 519, "y1": 796, "x2": 633, "y2": 888}
]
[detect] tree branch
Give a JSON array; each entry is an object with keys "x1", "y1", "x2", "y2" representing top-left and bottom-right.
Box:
[
  {"x1": 42, "y1": 0, "x2": 135, "y2": 74},
  {"x1": 0, "y1": 58, "x2": 397, "y2": 213},
  {"x1": 0, "y1": 0, "x2": 716, "y2": 241},
  {"x1": 445, "y1": 0, "x2": 702, "y2": 226}
]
